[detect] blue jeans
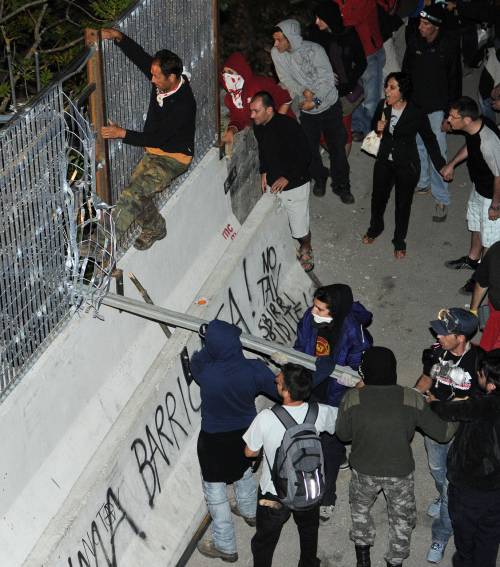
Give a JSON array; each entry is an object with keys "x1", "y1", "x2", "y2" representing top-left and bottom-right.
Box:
[
  {"x1": 424, "y1": 436, "x2": 453, "y2": 545},
  {"x1": 202, "y1": 467, "x2": 257, "y2": 554},
  {"x1": 352, "y1": 48, "x2": 386, "y2": 135},
  {"x1": 416, "y1": 110, "x2": 449, "y2": 205}
]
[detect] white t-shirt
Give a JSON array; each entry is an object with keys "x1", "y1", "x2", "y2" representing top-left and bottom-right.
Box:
[{"x1": 243, "y1": 402, "x2": 337, "y2": 495}]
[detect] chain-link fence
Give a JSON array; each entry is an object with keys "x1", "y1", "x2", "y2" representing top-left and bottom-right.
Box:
[
  {"x1": 102, "y1": 0, "x2": 217, "y2": 204},
  {"x1": 0, "y1": 85, "x2": 71, "y2": 395}
]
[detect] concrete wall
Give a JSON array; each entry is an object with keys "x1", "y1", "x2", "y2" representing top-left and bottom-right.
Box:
[
  {"x1": 0, "y1": 146, "x2": 314, "y2": 566},
  {"x1": 24, "y1": 195, "x2": 313, "y2": 567}
]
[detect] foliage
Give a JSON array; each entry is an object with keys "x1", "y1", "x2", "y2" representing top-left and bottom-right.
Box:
[
  {"x1": 219, "y1": 0, "x2": 313, "y2": 75},
  {"x1": 0, "y1": 0, "x2": 133, "y2": 113}
]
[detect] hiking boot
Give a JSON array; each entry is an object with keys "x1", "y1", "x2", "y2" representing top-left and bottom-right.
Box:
[
  {"x1": 427, "y1": 542, "x2": 446, "y2": 563},
  {"x1": 459, "y1": 277, "x2": 475, "y2": 295},
  {"x1": 427, "y1": 496, "x2": 441, "y2": 518},
  {"x1": 333, "y1": 186, "x2": 355, "y2": 204},
  {"x1": 432, "y1": 203, "x2": 448, "y2": 222},
  {"x1": 355, "y1": 544, "x2": 371, "y2": 567},
  {"x1": 444, "y1": 255, "x2": 479, "y2": 270},
  {"x1": 230, "y1": 502, "x2": 256, "y2": 527},
  {"x1": 415, "y1": 185, "x2": 430, "y2": 195},
  {"x1": 313, "y1": 178, "x2": 327, "y2": 197},
  {"x1": 197, "y1": 539, "x2": 238, "y2": 563},
  {"x1": 133, "y1": 226, "x2": 167, "y2": 251},
  {"x1": 319, "y1": 504, "x2": 335, "y2": 523}
]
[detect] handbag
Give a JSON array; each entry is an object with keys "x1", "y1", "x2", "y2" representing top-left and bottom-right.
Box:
[{"x1": 360, "y1": 130, "x2": 381, "y2": 157}]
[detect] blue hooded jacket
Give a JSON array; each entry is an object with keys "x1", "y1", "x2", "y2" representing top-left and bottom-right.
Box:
[
  {"x1": 191, "y1": 320, "x2": 277, "y2": 433},
  {"x1": 294, "y1": 302, "x2": 373, "y2": 406}
]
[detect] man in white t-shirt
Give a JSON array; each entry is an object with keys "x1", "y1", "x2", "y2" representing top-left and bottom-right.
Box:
[{"x1": 243, "y1": 363, "x2": 337, "y2": 567}]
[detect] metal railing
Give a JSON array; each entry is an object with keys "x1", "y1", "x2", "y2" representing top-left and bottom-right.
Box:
[{"x1": 102, "y1": 0, "x2": 217, "y2": 204}]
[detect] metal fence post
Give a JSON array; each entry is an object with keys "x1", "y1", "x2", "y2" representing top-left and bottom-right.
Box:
[
  {"x1": 212, "y1": 0, "x2": 221, "y2": 153},
  {"x1": 84, "y1": 28, "x2": 111, "y2": 204}
]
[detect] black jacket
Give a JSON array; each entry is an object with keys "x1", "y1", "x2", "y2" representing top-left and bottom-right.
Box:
[
  {"x1": 372, "y1": 100, "x2": 446, "y2": 172},
  {"x1": 431, "y1": 392, "x2": 500, "y2": 491},
  {"x1": 402, "y1": 32, "x2": 461, "y2": 114},
  {"x1": 253, "y1": 113, "x2": 311, "y2": 190},
  {"x1": 117, "y1": 34, "x2": 197, "y2": 155},
  {"x1": 310, "y1": 26, "x2": 366, "y2": 97}
]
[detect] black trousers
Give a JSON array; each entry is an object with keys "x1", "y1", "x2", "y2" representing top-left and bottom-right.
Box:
[
  {"x1": 251, "y1": 491, "x2": 320, "y2": 567},
  {"x1": 300, "y1": 101, "x2": 350, "y2": 190},
  {"x1": 449, "y1": 483, "x2": 500, "y2": 567},
  {"x1": 321, "y1": 432, "x2": 346, "y2": 506},
  {"x1": 366, "y1": 159, "x2": 419, "y2": 251}
]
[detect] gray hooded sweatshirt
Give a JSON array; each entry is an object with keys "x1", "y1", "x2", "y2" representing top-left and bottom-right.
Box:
[{"x1": 271, "y1": 19, "x2": 338, "y2": 115}]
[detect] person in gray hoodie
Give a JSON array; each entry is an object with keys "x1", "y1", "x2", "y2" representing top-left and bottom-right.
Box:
[{"x1": 272, "y1": 19, "x2": 354, "y2": 204}]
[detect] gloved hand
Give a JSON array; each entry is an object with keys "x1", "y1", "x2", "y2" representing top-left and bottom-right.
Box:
[{"x1": 335, "y1": 371, "x2": 361, "y2": 388}]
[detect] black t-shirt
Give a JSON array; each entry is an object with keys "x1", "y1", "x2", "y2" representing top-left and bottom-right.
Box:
[
  {"x1": 422, "y1": 343, "x2": 479, "y2": 401},
  {"x1": 475, "y1": 241, "x2": 500, "y2": 310}
]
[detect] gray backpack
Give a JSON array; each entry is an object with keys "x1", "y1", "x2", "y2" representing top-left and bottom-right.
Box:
[{"x1": 268, "y1": 403, "x2": 325, "y2": 511}]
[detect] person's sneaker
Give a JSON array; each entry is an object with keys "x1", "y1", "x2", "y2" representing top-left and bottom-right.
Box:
[
  {"x1": 133, "y1": 225, "x2": 167, "y2": 250},
  {"x1": 230, "y1": 502, "x2": 257, "y2": 527},
  {"x1": 427, "y1": 541, "x2": 446, "y2": 563},
  {"x1": 333, "y1": 186, "x2": 355, "y2": 204},
  {"x1": 197, "y1": 539, "x2": 238, "y2": 563},
  {"x1": 432, "y1": 203, "x2": 448, "y2": 222},
  {"x1": 415, "y1": 185, "x2": 430, "y2": 195},
  {"x1": 319, "y1": 504, "x2": 335, "y2": 523},
  {"x1": 427, "y1": 496, "x2": 441, "y2": 518},
  {"x1": 313, "y1": 177, "x2": 327, "y2": 197},
  {"x1": 459, "y1": 277, "x2": 475, "y2": 295},
  {"x1": 352, "y1": 131, "x2": 365, "y2": 142},
  {"x1": 444, "y1": 255, "x2": 480, "y2": 270}
]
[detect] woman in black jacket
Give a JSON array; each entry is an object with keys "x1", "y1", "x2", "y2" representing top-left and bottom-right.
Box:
[{"x1": 362, "y1": 72, "x2": 446, "y2": 258}]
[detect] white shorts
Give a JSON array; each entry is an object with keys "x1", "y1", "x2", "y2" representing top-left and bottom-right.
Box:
[
  {"x1": 269, "y1": 181, "x2": 310, "y2": 239},
  {"x1": 466, "y1": 187, "x2": 500, "y2": 248}
]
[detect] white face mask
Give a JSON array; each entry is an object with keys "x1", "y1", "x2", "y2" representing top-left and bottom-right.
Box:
[
  {"x1": 312, "y1": 313, "x2": 333, "y2": 324},
  {"x1": 223, "y1": 72, "x2": 245, "y2": 109}
]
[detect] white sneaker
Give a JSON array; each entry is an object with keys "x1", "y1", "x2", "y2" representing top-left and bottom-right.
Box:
[
  {"x1": 426, "y1": 541, "x2": 446, "y2": 563},
  {"x1": 319, "y1": 504, "x2": 335, "y2": 523}
]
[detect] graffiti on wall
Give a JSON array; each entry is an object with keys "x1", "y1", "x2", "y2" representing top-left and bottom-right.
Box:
[
  {"x1": 66, "y1": 352, "x2": 200, "y2": 566},
  {"x1": 216, "y1": 245, "x2": 310, "y2": 344}
]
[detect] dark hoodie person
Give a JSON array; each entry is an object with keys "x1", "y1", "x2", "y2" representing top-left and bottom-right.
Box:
[
  {"x1": 191, "y1": 319, "x2": 277, "y2": 563},
  {"x1": 431, "y1": 349, "x2": 500, "y2": 567},
  {"x1": 336, "y1": 347, "x2": 457, "y2": 567},
  {"x1": 221, "y1": 52, "x2": 292, "y2": 145},
  {"x1": 294, "y1": 283, "x2": 373, "y2": 523}
]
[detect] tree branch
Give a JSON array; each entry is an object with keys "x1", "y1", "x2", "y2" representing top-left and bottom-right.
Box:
[
  {"x1": 39, "y1": 36, "x2": 83, "y2": 54},
  {"x1": 0, "y1": 0, "x2": 48, "y2": 24},
  {"x1": 61, "y1": 0, "x2": 107, "y2": 23}
]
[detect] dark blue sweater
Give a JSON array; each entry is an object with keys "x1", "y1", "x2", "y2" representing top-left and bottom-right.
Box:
[{"x1": 191, "y1": 320, "x2": 277, "y2": 433}]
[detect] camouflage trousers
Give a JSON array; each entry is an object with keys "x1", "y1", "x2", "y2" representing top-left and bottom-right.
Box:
[
  {"x1": 113, "y1": 153, "x2": 188, "y2": 241},
  {"x1": 349, "y1": 469, "x2": 416, "y2": 565}
]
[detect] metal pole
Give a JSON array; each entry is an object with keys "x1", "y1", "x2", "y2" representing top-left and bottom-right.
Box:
[
  {"x1": 84, "y1": 28, "x2": 111, "y2": 204},
  {"x1": 101, "y1": 293, "x2": 359, "y2": 382},
  {"x1": 35, "y1": 51, "x2": 41, "y2": 93}
]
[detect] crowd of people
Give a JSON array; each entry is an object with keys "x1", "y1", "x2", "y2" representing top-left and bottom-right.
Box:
[{"x1": 95, "y1": 2, "x2": 500, "y2": 566}]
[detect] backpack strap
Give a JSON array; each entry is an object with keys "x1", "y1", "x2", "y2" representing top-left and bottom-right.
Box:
[
  {"x1": 271, "y1": 403, "x2": 318, "y2": 429},
  {"x1": 304, "y1": 402, "x2": 319, "y2": 425},
  {"x1": 271, "y1": 404, "x2": 299, "y2": 430}
]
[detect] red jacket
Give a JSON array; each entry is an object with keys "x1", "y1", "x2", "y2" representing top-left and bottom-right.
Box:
[
  {"x1": 335, "y1": 0, "x2": 394, "y2": 56},
  {"x1": 221, "y1": 52, "x2": 293, "y2": 132}
]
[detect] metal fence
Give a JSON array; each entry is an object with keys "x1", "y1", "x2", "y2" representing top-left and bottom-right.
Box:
[
  {"x1": 102, "y1": 0, "x2": 217, "y2": 204},
  {"x1": 0, "y1": 85, "x2": 71, "y2": 394}
]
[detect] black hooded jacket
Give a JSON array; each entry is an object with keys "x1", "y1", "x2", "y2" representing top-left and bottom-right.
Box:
[{"x1": 431, "y1": 391, "x2": 500, "y2": 490}]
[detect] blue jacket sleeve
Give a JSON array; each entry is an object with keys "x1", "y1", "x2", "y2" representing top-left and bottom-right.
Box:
[
  {"x1": 294, "y1": 308, "x2": 313, "y2": 353},
  {"x1": 252, "y1": 360, "x2": 280, "y2": 400},
  {"x1": 190, "y1": 349, "x2": 213, "y2": 383}
]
